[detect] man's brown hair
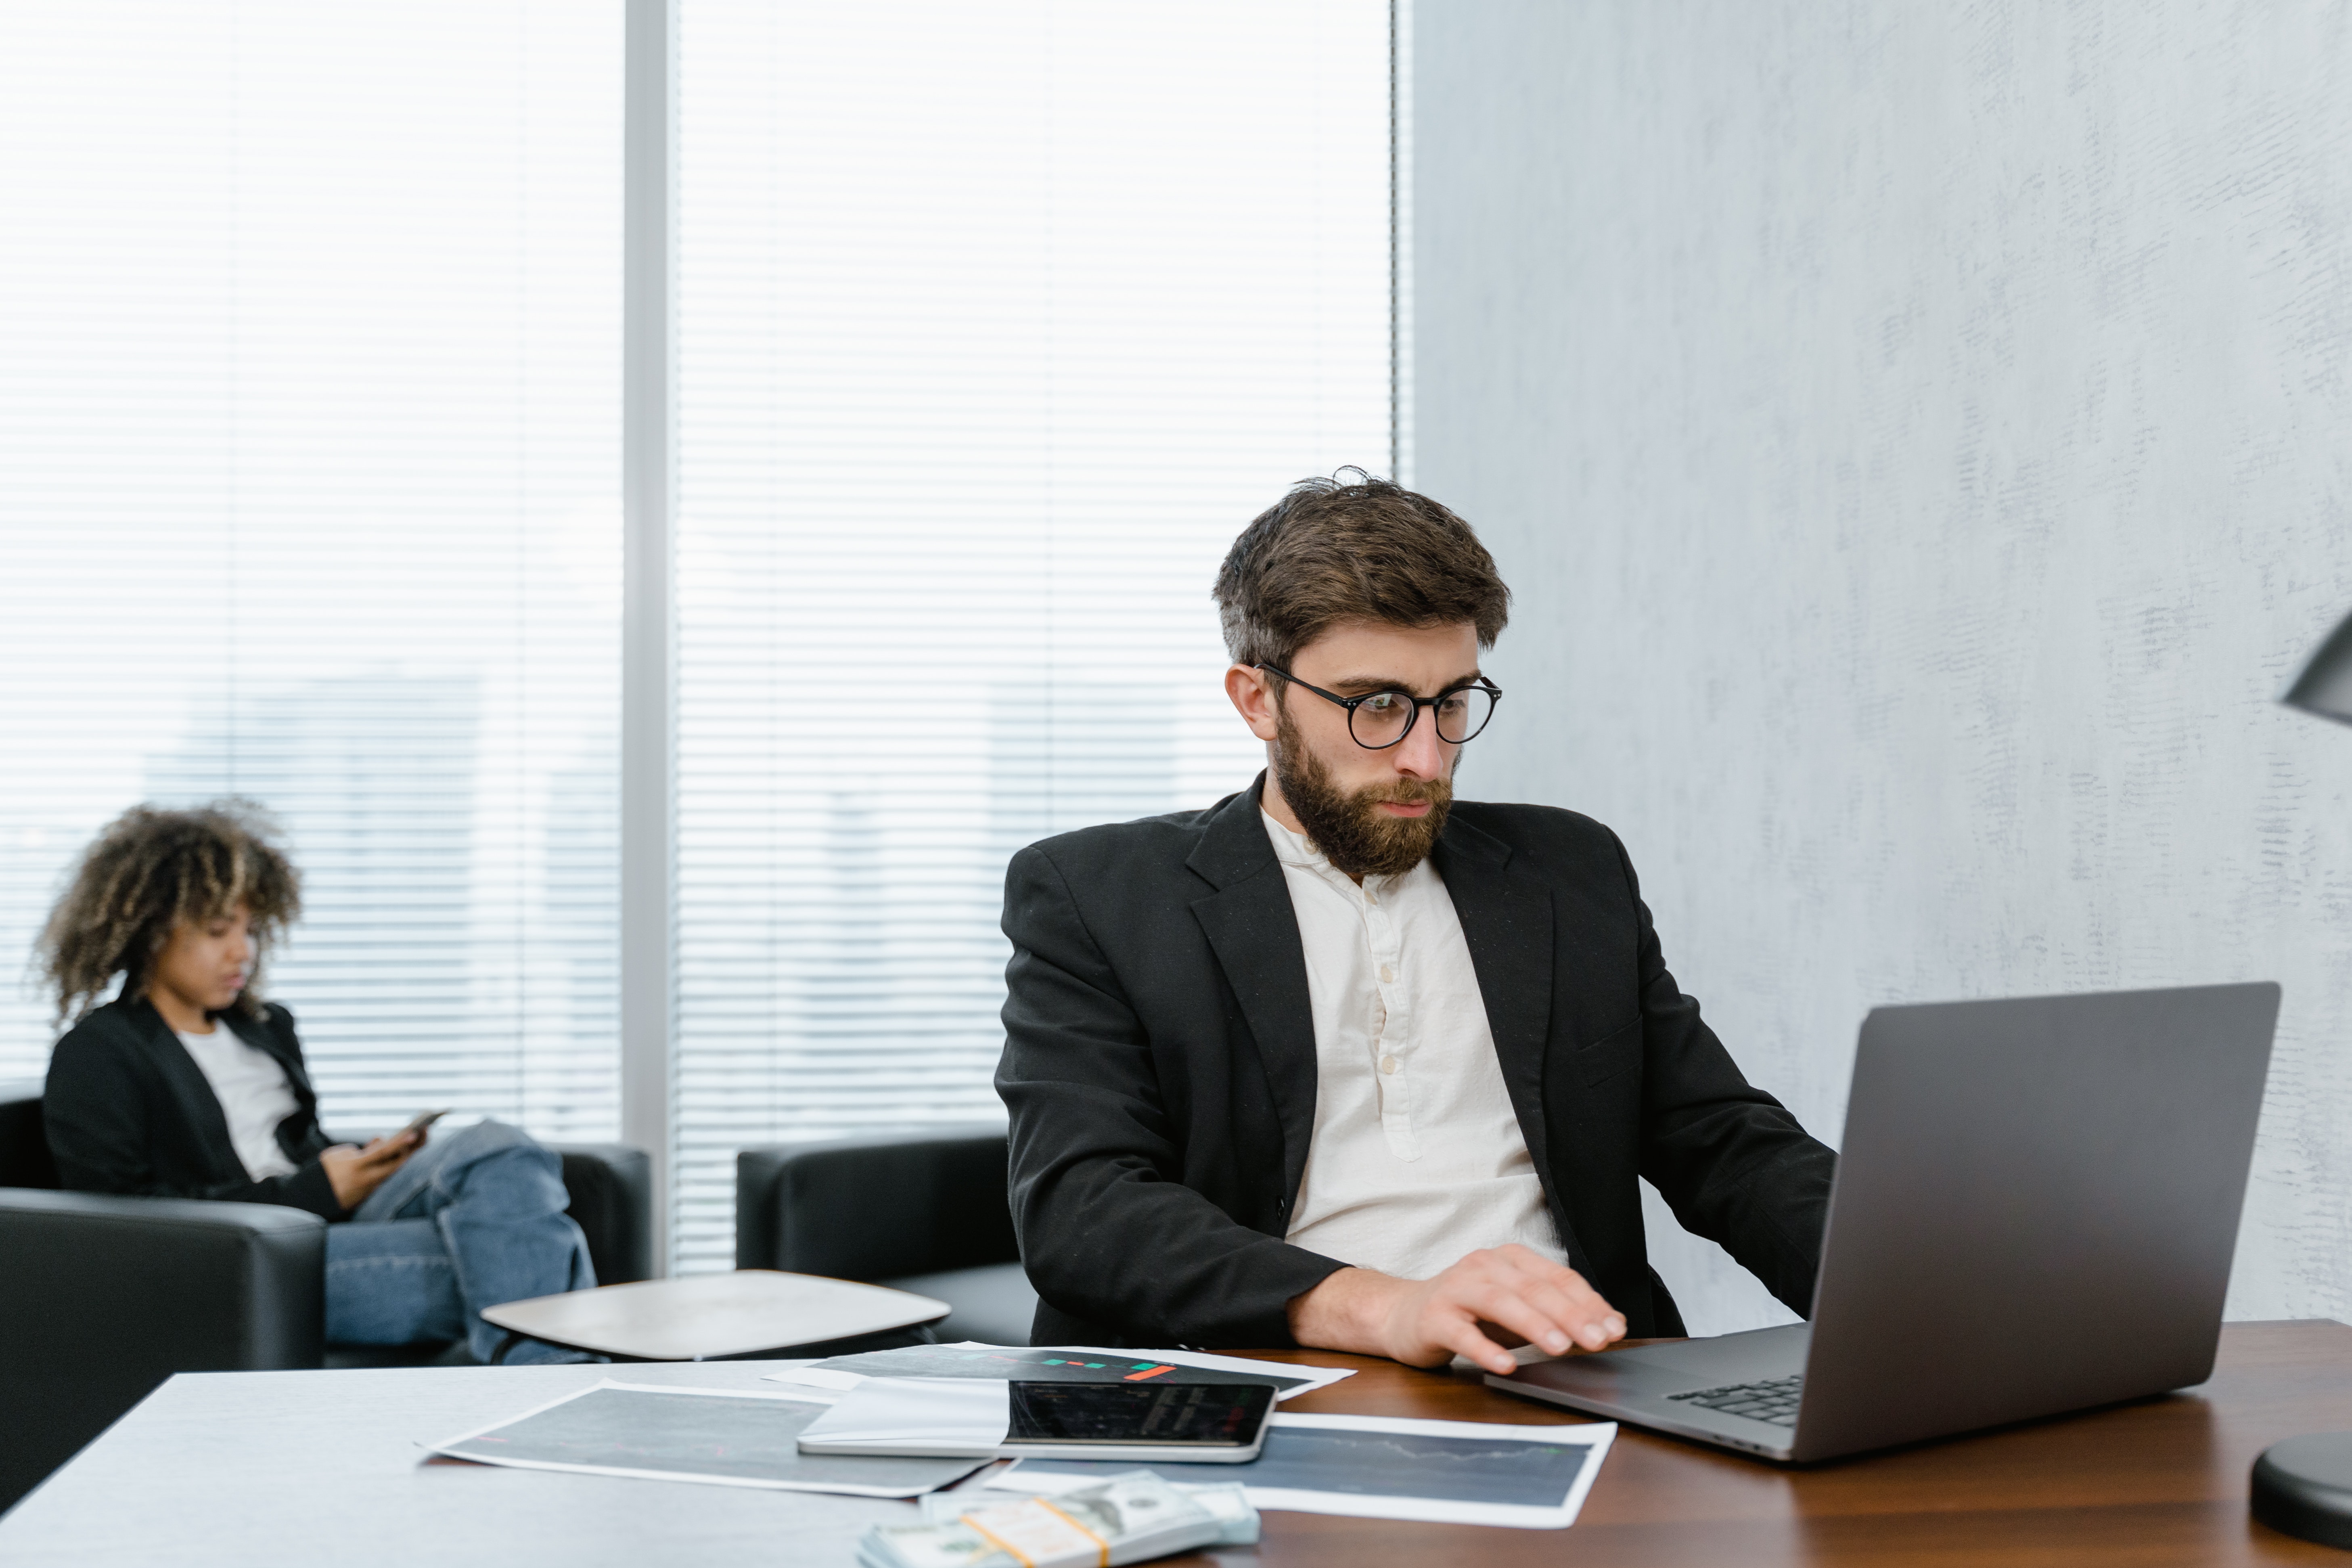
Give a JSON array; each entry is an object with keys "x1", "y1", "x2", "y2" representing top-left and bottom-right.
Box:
[
  {"x1": 34, "y1": 800, "x2": 302, "y2": 1025},
  {"x1": 1212, "y1": 469, "x2": 1510, "y2": 670}
]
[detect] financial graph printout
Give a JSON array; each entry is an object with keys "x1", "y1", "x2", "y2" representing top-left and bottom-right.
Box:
[
  {"x1": 998, "y1": 1411, "x2": 1618, "y2": 1528},
  {"x1": 1020, "y1": 1424, "x2": 1596, "y2": 1502},
  {"x1": 810, "y1": 1343, "x2": 1314, "y2": 1394},
  {"x1": 432, "y1": 1382, "x2": 983, "y2": 1497}
]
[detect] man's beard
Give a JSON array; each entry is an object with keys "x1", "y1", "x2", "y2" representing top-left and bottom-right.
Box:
[{"x1": 1272, "y1": 706, "x2": 1454, "y2": 879}]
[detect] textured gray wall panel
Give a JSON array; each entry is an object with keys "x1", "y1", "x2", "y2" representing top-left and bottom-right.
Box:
[{"x1": 1415, "y1": 0, "x2": 2352, "y2": 1333}]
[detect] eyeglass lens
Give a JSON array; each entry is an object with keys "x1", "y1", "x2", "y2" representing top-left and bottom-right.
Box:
[{"x1": 1349, "y1": 686, "x2": 1496, "y2": 747}]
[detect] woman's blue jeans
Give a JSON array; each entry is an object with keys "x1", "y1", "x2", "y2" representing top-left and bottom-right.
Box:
[{"x1": 323, "y1": 1119, "x2": 596, "y2": 1365}]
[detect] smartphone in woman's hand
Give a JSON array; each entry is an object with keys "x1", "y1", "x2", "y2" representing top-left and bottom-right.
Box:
[{"x1": 399, "y1": 1107, "x2": 452, "y2": 1141}]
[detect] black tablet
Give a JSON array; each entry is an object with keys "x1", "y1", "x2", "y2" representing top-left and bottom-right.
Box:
[{"x1": 999, "y1": 1380, "x2": 1275, "y2": 1463}]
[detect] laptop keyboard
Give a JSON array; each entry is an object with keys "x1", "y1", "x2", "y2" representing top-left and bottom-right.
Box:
[{"x1": 1665, "y1": 1374, "x2": 1804, "y2": 1427}]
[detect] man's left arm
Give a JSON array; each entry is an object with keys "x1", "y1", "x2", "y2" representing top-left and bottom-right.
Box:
[{"x1": 1609, "y1": 830, "x2": 1837, "y2": 1317}]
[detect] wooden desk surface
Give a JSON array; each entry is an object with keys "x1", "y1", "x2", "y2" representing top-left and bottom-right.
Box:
[
  {"x1": 1243, "y1": 1319, "x2": 2352, "y2": 1566},
  {"x1": 2, "y1": 1320, "x2": 2346, "y2": 1565}
]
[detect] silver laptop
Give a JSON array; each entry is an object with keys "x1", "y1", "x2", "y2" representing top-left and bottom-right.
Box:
[{"x1": 1490, "y1": 983, "x2": 2280, "y2": 1463}]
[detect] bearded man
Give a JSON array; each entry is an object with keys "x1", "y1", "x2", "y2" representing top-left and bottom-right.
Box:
[{"x1": 995, "y1": 473, "x2": 1836, "y2": 1371}]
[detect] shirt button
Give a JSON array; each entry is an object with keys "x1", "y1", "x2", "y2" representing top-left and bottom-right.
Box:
[
  {"x1": 1364, "y1": 891, "x2": 1378, "y2": 905},
  {"x1": 1380, "y1": 1055, "x2": 1399, "y2": 1074},
  {"x1": 1379, "y1": 965, "x2": 1394, "y2": 983}
]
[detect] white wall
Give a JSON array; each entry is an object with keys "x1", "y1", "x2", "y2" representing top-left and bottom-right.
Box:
[{"x1": 1414, "y1": 0, "x2": 2352, "y2": 1334}]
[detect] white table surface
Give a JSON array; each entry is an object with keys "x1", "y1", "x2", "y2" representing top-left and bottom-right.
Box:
[{"x1": 0, "y1": 1360, "x2": 979, "y2": 1567}]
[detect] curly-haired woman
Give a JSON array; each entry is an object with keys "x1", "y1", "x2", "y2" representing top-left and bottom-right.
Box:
[{"x1": 36, "y1": 800, "x2": 595, "y2": 1364}]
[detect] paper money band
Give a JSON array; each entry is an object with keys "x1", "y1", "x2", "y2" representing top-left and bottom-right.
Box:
[{"x1": 963, "y1": 1498, "x2": 1110, "y2": 1568}]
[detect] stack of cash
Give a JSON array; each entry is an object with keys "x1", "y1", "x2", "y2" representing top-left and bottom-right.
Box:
[
  {"x1": 860, "y1": 1470, "x2": 1258, "y2": 1568},
  {"x1": 917, "y1": 1477, "x2": 1259, "y2": 1547}
]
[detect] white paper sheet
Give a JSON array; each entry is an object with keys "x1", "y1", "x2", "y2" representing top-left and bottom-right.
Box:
[
  {"x1": 794, "y1": 1377, "x2": 1013, "y2": 1457},
  {"x1": 762, "y1": 1342, "x2": 1354, "y2": 1401},
  {"x1": 427, "y1": 1379, "x2": 986, "y2": 1497},
  {"x1": 761, "y1": 1362, "x2": 865, "y2": 1392},
  {"x1": 988, "y1": 1410, "x2": 1617, "y2": 1529}
]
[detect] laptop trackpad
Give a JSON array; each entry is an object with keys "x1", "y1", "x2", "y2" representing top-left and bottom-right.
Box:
[{"x1": 1517, "y1": 1322, "x2": 1812, "y2": 1399}]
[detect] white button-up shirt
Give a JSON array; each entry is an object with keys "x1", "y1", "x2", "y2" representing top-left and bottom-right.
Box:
[{"x1": 1265, "y1": 811, "x2": 1565, "y2": 1279}]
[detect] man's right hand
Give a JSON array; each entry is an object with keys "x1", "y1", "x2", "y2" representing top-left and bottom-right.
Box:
[
  {"x1": 319, "y1": 1132, "x2": 418, "y2": 1212},
  {"x1": 1287, "y1": 1246, "x2": 1628, "y2": 1375}
]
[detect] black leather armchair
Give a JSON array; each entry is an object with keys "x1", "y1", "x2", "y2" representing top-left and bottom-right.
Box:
[
  {"x1": 736, "y1": 1127, "x2": 1037, "y2": 1348},
  {"x1": 0, "y1": 1080, "x2": 653, "y2": 1509}
]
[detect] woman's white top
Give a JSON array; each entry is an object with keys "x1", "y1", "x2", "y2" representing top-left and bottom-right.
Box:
[{"x1": 176, "y1": 1021, "x2": 301, "y2": 1181}]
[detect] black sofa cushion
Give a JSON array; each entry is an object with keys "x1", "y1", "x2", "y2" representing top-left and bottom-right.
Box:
[
  {"x1": 880, "y1": 1262, "x2": 1040, "y2": 1348},
  {"x1": 737, "y1": 1128, "x2": 1037, "y2": 1346},
  {"x1": 0, "y1": 1189, "x2": 325, "y2": 1506}
]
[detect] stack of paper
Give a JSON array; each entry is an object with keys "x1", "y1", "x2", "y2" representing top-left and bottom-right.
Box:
[
  {"x1": 764, "y1": 1342, "x2": 1354, "y2": 1401},
  {"x1": 427, "y1": 1381, "x2": 986, "y2": 1497},
  {"x1": 795, "y1": 1377, "x2": 1011, "y2": 1457},
  {"x1": 861, "y1": 1471, "x2": 1253, "y2": 1568}
]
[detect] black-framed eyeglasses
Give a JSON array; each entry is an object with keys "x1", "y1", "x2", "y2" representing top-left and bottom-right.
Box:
[{"x1": 1258, "y1": 664, "x2": 1502, "y2": 749}]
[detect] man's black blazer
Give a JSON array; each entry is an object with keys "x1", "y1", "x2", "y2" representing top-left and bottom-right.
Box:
[
  {"x1": 996, "y1": 775, "x2": 1835, "y2": 1349},
  {"x1": 45, "y1": 996, "x2": 347, "y2": 1218}
]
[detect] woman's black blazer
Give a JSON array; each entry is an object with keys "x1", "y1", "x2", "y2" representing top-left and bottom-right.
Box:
[{"x1": 44, "y1": 995, "x2": 346, "y2": 1218}]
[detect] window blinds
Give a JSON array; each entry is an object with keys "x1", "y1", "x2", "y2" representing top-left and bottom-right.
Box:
[
  {"x1": 0, "y1": 3, "x2": 625, "y2": 1140},
  {"x1": 673, "y1": 1, "x2": 1394, "y2": 1269}
]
